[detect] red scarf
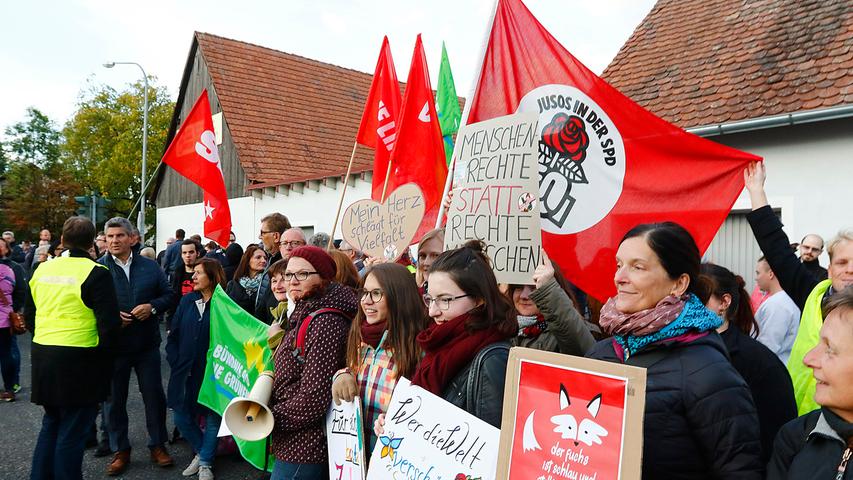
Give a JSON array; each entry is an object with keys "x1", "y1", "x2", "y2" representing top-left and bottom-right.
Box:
[
  {"x1": 360, "y1": 319, "x2": 387, "y2": 349},
  {"x1": 411, "y1": 312, "x2": 507, "y2": 395}
]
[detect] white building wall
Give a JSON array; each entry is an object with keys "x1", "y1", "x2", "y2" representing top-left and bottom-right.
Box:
[
  {"x1": 155, "y1": 176, "x2": 374, "y2": 252},
  {"x1": 712, "y1": 117, "x2": 852, "y2": 269}
]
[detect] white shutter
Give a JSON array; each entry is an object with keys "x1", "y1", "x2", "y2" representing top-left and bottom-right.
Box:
[{"x1": 702, "y1": 210, "x2": 769, "y2": 291}]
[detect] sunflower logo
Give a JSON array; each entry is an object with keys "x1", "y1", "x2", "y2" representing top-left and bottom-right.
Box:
[{"x1": 243, "y1": 340, "x2": 266, "y2": 374}]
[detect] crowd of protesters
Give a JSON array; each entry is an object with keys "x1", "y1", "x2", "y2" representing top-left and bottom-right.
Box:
[{"x1": 2, "y1": 162, "x2": 851, "y2": 480}]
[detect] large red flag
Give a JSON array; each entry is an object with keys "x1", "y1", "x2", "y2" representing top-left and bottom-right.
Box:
[
  {"x1": 465, "y1": 0, "x2": 760, "y2": 302},
  {"x1": 356, "y1": 36, "x2": 402, "y2": 201},
  {"x1": 161, "y1": 90, "x2": 232, "y2": 247},
  {"x1": 386, "y1": 34, "x2": 448, "y2": 239}
]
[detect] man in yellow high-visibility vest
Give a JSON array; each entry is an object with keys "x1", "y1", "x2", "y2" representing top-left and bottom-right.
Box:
[{"x1": 27, "y1": 216, "x2": 120, "y2": 480}]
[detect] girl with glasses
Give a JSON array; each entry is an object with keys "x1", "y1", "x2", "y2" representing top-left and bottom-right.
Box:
[
  {"x1": 331, "y1": 263, "x2": 428, "y2": 455},
  {"x1": 376, "y1": 240, "x2": 516, "y2": 433}
]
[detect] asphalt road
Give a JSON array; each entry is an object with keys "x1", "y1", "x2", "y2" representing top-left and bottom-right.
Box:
[{"x1": 0, "y1": 325, "x2": 265, "y2": 479}]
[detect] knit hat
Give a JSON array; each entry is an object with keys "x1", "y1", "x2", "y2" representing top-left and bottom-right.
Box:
[{"x1": 289, "y1": 246, "x2": 337, "y2": 280}]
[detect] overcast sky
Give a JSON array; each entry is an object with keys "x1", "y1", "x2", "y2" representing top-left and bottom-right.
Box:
[{"x1": 0, "y1": 0, "x2": 656, "y2": 136}]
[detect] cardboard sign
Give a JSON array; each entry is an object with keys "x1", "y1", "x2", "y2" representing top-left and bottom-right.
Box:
[
  {"x1": 366, "y1": 378, "x2": 500, "y2": 480},
  {"x1": 341, "y1": 183, "x2": 425, "y2": 262},
  {"x1": 445, "y1": 113, "x2": 542, "y2": 284},
  {"x1": 498, "y1": 348, "x2": 646, "y2": 480},
  {"x1": 326, "y1": 398, "x2": 367, "y2": 480}
]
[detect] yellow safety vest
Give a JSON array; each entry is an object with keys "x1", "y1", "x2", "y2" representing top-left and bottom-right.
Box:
[
  {"x1": 30, "y1": 256, "x2": 102, "y2": 348},
  {"x1": 786, "y1": 279, "x2": 833, "y2": 416}
]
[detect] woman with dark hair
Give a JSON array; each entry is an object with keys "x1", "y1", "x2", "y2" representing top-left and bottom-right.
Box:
[
  {"x1": 225, "y1": 245, "x2": 268, "y2": 315},
  {"x1": 376, "y1": 240, "x2": 516, "y2": 431},
  {"x1": 328, "y1": 249, "x2": 360, "y2": 290},
  {"x1": 331, "y1": 263, "x2": 429, "y2": 452},
  {"x1": 166, "y1": 258, "x2": 227, "y2": 479},
  {"x1": 269, "y1": 246, "x2": 358, "y2": 480},
  {"x1": 701, "y1": 262, "x2": 796, "y2": 464},
  {"x1": 508, "y1": 250, "x2": 595, "y2": 355},
  {"x1": 586, "y1": 222, "x2": 763, "y2": 479}
]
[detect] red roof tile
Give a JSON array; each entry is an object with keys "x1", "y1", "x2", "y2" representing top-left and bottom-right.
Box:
[{"x1": 602, "y1": 0, "x2": 853, "y2": 128}]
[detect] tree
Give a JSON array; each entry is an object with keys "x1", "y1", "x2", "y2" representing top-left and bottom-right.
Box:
[
  {"x1": 1, "y1": 109, "x2": 80, "y2": 237},
  {"x1": 62, "y1": 78, "x2": 174, "y2": 218}
]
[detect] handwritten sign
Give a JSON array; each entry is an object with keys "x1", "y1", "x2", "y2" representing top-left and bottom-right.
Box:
[
  {"x1": 326, "y1": 398, "x2": 366, "y2": 480},
  {"x1": 497, "y1": 348, "x2": 646, "y2": 480},
  {"x1": 366, "y1": 378, "x2": 499, "y2": 480},
  {"x1": 341, "y1": 183, "x2": 425, "y2": 262},
  {"x1": 445, "y1": 113, "x2": 542, "y2": 284}
]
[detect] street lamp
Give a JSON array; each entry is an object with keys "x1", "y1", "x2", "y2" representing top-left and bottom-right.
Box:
[{"x1": 103, "y1": 61, "x2": 149, "y2": 243}]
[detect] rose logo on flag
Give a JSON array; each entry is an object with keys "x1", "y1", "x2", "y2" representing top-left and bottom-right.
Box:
[{"x1": 518, "y1": 85, "x2": 626, "y2": 234}]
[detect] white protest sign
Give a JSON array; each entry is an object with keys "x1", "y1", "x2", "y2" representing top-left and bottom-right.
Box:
[
  {"x1": 445, "y1": 113, "x2": 542, "y2": 284},
  {"x1": 326, "y1": 398, "x2": 367, "y2": 480},
  {"x1": 341, "y1": 183, "x2": 425, "y2": 262},
  {"x1": 366, "y1": 378, "x2": 499, "y2": 480}
]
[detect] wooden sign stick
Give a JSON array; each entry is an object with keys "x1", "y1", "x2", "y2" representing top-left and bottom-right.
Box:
[
  {"x1": 327, "y1": 141, "x2": 359, "y2": 249},
  {"x1": 435, "y1": 146, "x2": 459, "y2": 228},
  {"x1": 379, "y1": 157, "x2": 394, "y2": 203}
]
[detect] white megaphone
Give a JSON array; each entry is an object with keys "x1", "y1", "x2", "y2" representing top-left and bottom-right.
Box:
[{"x1": 223, "y1": 371, "x2": 275, "y2": 441}]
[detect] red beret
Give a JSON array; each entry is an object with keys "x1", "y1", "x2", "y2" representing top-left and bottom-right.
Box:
[{"x1": 289, "y1": 246, "x2": 337, "y2": 280}]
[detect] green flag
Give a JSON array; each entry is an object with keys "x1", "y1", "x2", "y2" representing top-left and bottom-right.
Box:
[
  {"x1": 197, "y1": 285, "x2": 274, "y2": 471},
  {"x1": 436, "y1": 41, "x2": 461, "y2": 165}
]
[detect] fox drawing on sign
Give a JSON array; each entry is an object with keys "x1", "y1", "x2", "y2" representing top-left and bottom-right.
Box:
[{"x1": 523, "y1": 383, "x2": 608, "y2": 451}]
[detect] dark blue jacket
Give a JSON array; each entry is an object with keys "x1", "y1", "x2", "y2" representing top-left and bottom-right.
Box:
[
  {"x1": 98, "y1": 253, "x2": 173, "y2": 353},
  {"x1": 587, "y1": 332, "x2": 764, "y2": 479},
  {"x1": 166, "y1": 291, "x2": 211, "y2": 414},
  {"x1": 162, "y1": 240, "x2": 183, "y2": 278}
]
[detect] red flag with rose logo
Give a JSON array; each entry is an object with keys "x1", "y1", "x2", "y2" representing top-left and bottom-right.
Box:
[
  {"x1": 161, "y1": 90, "x2": 232, "y2": 247},
  {"x1": 463, "y1": 0, "x2": 761, "y2": 301}
]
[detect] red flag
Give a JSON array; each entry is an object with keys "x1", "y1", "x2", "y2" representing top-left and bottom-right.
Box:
[
  {"x1": 161, "y1": 90, "x2": 232, "y2": 247},
  {"x1": 465, "y1": 0, "x2": 760, "y2": 302},
  {"x1": 386, "y1": 34, "x2": 448, "y2": 239},
  {"x1": 356, "y1": 36, "x2": 402, "y2": 201}
]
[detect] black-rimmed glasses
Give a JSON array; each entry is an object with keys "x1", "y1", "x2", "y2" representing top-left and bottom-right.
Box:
[
  {"x1": 283, "y1": 271, "x2": 318, "y2": 282},
  {"x1": 358, "y1": 288, "x2": 384, "y2": 303},
  {"x1": 422, "y1": 294, "x2": 470, "y2": 311}
]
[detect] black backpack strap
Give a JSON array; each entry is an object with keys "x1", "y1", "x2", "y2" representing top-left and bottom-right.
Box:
[{"x1": 466, "y1": 342, "x2": 510, "y2": 415}]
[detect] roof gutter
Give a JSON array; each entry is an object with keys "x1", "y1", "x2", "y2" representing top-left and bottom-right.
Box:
[{"x1": 686, "y1": 104, "x2": 853, "y2": 137}]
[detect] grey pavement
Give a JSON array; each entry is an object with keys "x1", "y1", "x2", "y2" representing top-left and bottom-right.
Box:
[{"x1": 0, "y1": 324, "x2": 266, "y2": 479}]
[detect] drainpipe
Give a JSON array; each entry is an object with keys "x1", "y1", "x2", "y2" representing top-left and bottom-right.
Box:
[{"x1": 687, "y1": 104, "x2": 853, "y2": 137}]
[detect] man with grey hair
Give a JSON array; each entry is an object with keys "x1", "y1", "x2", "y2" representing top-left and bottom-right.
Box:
[
  {"x1": 338, "y1": 239, "x2": 365, "y2": 274},
  {"x1": 97, "y1": 217, "x2": 175, "y2": 474},
  {"x1": 2, "y1": 231, "x2": 25, "y2": 263},
  {"x1": 278, "y1": 227, "x2": 306, "y2": 261},
  {"x1": 308, "y1": 231, "x2": 331, "y2": 249}
]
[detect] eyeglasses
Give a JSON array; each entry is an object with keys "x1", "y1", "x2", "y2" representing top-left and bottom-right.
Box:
[
  {"x1": 279, "y1": 240, "x2": 306, "y2": 248},
  {"x1": 800, "y1": 245, "x2": 823, "y2": 253},
  {"x1": 422, "y1": 294, "x2": 470, "y2": 311},
  {"x1": 283, "y1": 271, "x2": 318, "y2": 282},
  {"x1": 358, "y1": 288, "x2": 384, "y2": 303},
  {"x1": 259, "y1": 230, "x2": 275, "y2": 237}
]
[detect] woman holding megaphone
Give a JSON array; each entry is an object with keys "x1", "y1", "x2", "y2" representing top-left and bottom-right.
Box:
[
  {"x1": 166, "y1": 258, "x2": 227, "y2": 480},
  {"x1": 268, "y1": 247, "x2": 358, "y2": 480},
  {"x1": 331, "y1": 263, "x2": 429, "y2": 453}
]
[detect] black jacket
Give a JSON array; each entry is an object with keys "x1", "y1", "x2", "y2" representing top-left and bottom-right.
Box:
[
  {"x1": 442, "y1": 341, "x2": 509, "y2": 429},
  {"x1": 254, "y1": 251, "x2": 282, "y2": 324},
  {"x1": 587, "y1": 332, "x2": 764, "y2": 479},
  {"x1": 802, "y1": 259, "x2": 828, "y2": 282},
  {"x1": 720, "y1": 327, "x2": 797, "y2": 464},
  {"x1": 747, "y1": 206, "x2": 823, "y2": 311},
  {"x1": 767, "y1": 409, "x2": 852, "y2": 479},
  {"x1": 97, "y1": 252, "x2": 173, "y2": 353},
  {"x1": 225, "y1": 279, "x2": 256, "y2": 316},
  {"x1": 26, "y1": 249, "x2": 121, "y2": 406}
]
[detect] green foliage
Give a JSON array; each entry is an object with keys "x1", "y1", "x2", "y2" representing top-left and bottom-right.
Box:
[
  {"x1": 4, "y1": 107, "x2": 61, "y2": 168},
  {"x1": 61, "y1": 78, "x2": 174, "y2": 215}
]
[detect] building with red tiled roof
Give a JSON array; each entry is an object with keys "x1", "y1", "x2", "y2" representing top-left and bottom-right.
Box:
[
  {"x1": 152, "y1": 32, "x2": 459, "y2": 251},
  {"x1": 601, "y1": 0, "x2": 853, "y2": 287}
]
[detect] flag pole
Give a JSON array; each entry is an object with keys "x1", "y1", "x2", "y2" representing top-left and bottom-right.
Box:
[
  {"x1": 327, "y1": 141, "x2": 359, "y2": 249},
  {"x1": 379, "y1": 158, "x2": 393, "y2": 203},
  {"x1": 435, "y1": 0, "x2": 499, "y2": 228}
]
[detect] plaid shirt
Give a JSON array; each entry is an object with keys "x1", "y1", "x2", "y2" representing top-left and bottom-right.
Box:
[{"x1": 357, "y1": 331, "x2": 398, "y2": 451}]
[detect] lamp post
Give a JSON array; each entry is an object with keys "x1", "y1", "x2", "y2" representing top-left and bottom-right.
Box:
[{"x1": 103, "y1": 61, "x2": 149, "y2": 243}]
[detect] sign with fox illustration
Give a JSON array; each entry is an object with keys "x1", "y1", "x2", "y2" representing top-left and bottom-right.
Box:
[{"x1": 498, "y1": 348, "x2": 647, "y2": 480}]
